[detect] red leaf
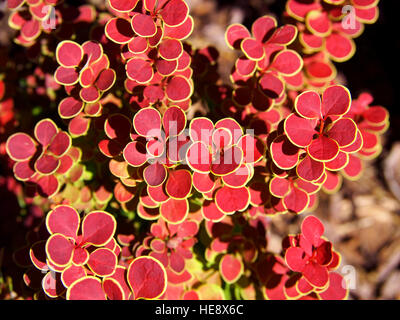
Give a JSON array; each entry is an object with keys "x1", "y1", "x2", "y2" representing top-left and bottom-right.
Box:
[
  {"x1": 102, "y1": 277, "x2": 124, "y2": 300},
  {"x1": 270, "y1": 135, "x2": 300, "y2": 170},
  {"x1": 220, "y1": 254, "x2": 243, "y2": 284},
  {"x1": 148, "y1": 26, "x2": 164, "y2": 47},
  {"x1": 96, "y1": 69, "x2": 116, "y2": 91},
  {"x1": 325, "y1": 152, "x2": 348, "y2": 171},
  {"x1": 103, "y1": 266, "x2": 131, "y2": 300},
  {"x1": 54, "y1": 66, "x2": 79, "y2": 85},
  {"x1": 36, "y1": 175, "x2": 60, "y2": 197},
  {"x1": 160, "y1": 198, "x2": 188, "y2": 224},
  {"x1": 147, "y1": 184, "x2": 169, "y2": 203},
  {"x1": 56, "y1": 41, "x2": 83, "y2": 67},
  {"x1": 189, "y1": 117, "x2": 214, "y2": 145},
  {"x1": 163, "y1": 106, "x2": 186, "y2": 137},
  {"x1": 166, "y1": 76, "x2": 192, "y2": 102},
  {"x1": 269, "y1": 176, "x2": 290, "y2": 198},
  {"x1": 155, "y1": 59, "x2": 178, "y2": 76},
  {"x1": 297, "y1": 154, "x2": 325, "y2": 182},
  {"x1": 360, "y1": 130, "x2": 379, "y2": 150},
  {"x1": 300, "y1": 32, "x2": 323, "y2": 50},
  {"x1": 133, "y1": 107, "x2": 161, "y2": 137},
  {"x1": 67, "y1": 276, "x2": 106, "y2": 300},
  {"x1": 286, "y1": 0, "x2": 321, "y2": 20},
  {"x1": 165, "y1": 169, "x2": 192, "y2": 199},
  {"x1": 363, "y1": 106, "x2": 388, "y2": 126},
  {"x1": 81, "y1": 211, "x2": 116, "y2": 246},
  {"x1": 169, "y1": 251, "x2": 185, "y2": 273},
  {"x1": 72, "y1": 247, "x2": 89, "y2": 266},
  {"x1": 164, "y1": 15, "x2": 194, "y2": 40},
  {"x1": 126, "y1": 58, "x2": 154, "y2": 84},
  {"x1": 160, "y1": 0, "x2": 189, "y2": 27},
  {"x1": 143, "y1": 162, "x2": 167, "y2": 187},
  {"x1": 123, "y1": 141, "x2": 148, "y2": 167},
  {"x1": 327, "y1": 118, "x2": 357, "y2": 147},
  {"x1": 131, "y1": 13, "x2": 156, "y2": 37},
  {"x1": 105, "y1": 18, "x2": 135, "y2": 44},
  {"x1": 61, "y1": 265, "x2": 86, "y2": 288},
  {"x1": 237, "y1": 134, "x2": 264, "y2": 164},
  {"x1": 211, "y1": 145, "x2": 243, "y2": 176},
  {"x1": 48, "y1": 131, "x2": 71, "y2": 157},
  {"x1": 270, "y1": 24, "x2": 297, "y2": 45},
  {"x1": 13, "y1": 161, "x2": 35, "y2": 181},
  {"x1": 201, "y1": 200, "x2": 225, "y2": 222},
  {"x1": 46, "y1": 233, "x2": 74, "y2": 267},
  {"x1": 127, "y1": 256, "x2": 167, "y2": 299},
  {"x1": 284, "y1": 114, "x2": 317, "y2": 148},
  {"x1": 301, "y1": 215, "x2": 324, "y2": 246},
  {"x1": 251, "y1": 15, "x2": 277, "y2": 43},
  {"x1": 177, "y1": 220, "x2": 199, "y2": 238},
  {"x1": 315, "y1": 241, "x2": 333, "y2": 266},
  {"x1": 35, "y1": 119, "x2": 58, "y2": 147},
  {"x1": 6, "y1": 133, "x2": 36, "y2": 161},
  {"x1": 192, "y1": 172, "x2": 215, "y2": 193},
  {"x1": 285, "y1": 247, "x2": 307, "y2": 272},
  {"x1": 215, "y1": 186, "x2": 250, "y2": 214},
  {"x1": 159, "y1": 38, "x2": 183, "y2": 60},
  {"x1": 222, "y1": 164, "x2": 250, "y2": 188},
  {"x1": 258, "y1": 72, "x2": 284, "y2": 99},
  {"x1": 241, "y1": 38, "x2": 264, "y2": 61},
  {"x1": 342, "y1": 154, "x2": 363, "y2": 179},
  {"x1": 306, "y1": 10, "x2": 331, "y2": 36},
  {"x1": 325, "y1": 33, "x2": 355, "y2": 62},
  {"x1": 236, "y1": 56, "x2": 256, "y2": 76},
  {"x1": 68, "y1": 115, "x2": 90, "y2": 137},
  {"x1": 321, "y1": 85, "x2": 351, "y2": 117},
  {"x1": 109, "y1": 0, "x2": 139, "y2": 12},
  {"x1": 307, "y1": 135, "x2": 339, "y2": 162},
  {"x1": 295, "y1": 90, "x2": 321, "y2": 119},
  {"x1": 46, "y1": 205, "x2": 80, "y2": 239},
  {"x1": 82, "y1": 40, "x2": 103, "y2": 64},
  {"x1": 186, "y1": 141, "x2": 211, "y2": 173},
  {"x1": 270, "y1": 50, "x2": 303, "y2": 76},
  {"x1": 306, "y1": 60, "x2": 335, "y2": 80},
  {"x1": 319, "y1": 272, "x2": 348, "y2": 300},
  {"x1": 80, "y1": 86, "x2": 100, "y2": 103},
  {"x1": 87, "y1": 248, "x2": 117, "y2": 277},
  {"x1": 58, "y1": 97, "x2": 84, "y2": 119},
  {"x1": 225, "y1": 24, "x2": 250, "y2": 49},
  {"x1": 128, "y1": 36, "x2": 148, "y2": 54},
  {"x1": 283, "y1": 187, "x2": 309, "y2": 213},
  {"x1": 303, "y1": 261, "x2": 329, "y2": 288}
]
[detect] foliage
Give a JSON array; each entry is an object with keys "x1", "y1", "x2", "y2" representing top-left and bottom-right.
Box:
[{"x1": 0, "y1": 0, "x2": 387, "y2": 300}]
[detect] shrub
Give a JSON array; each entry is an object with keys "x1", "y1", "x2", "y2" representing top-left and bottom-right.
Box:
[{"x1": 1, "y1": 0, "x2": 387, "y2": 300}]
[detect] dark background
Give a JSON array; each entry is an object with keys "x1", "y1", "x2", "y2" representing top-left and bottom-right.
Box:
[{"x1": 217, "y1": 0, "x2": 399, "y2": 146}]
